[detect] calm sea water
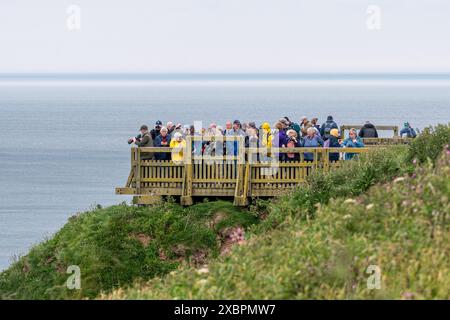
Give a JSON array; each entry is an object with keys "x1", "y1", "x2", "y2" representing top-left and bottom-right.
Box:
[{"x1": 1, "y1": 77, "x2": 450, "y2": 270}]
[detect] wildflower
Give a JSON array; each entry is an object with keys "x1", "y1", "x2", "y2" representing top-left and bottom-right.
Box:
[
  {"x1": 197, "y1": 266, "x2": 209, "y2": 274},
  {"x1": 366, "y1": 203, "x2": 374, "y2": 210},
  {"x1": 344, "y1": 199, "x2": 357, "y2": 204},
  {"x1": 402, "y1": 292, "x2": 415, "y2": 300},
  {"x1": 412, "y1": 159, "x2": 417, "y2": 165},
  {"x1": 197, "y1": 279, "x2": 208, "y2": 286},
  {"x1": 394, "y1": 177, "x2": 406, "y2": 183},
  {"x1": 229, "y1": 227, "x2": 245, "y2": 244}
]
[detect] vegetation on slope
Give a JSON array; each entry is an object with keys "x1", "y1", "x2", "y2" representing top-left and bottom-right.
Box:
[
  {"x1": 1, "y1": 124, "x2": 449, "y2": 300},
  {"x1": 0, "y1": 201, "x2": 256, "y2": 299},
  {"x1": 108, "y1": 146, "x2": 450, "y2": 299}
]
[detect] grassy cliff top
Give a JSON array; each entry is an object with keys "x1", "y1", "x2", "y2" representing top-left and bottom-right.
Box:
[{"x1": 1, "y1": 124, "x2": 449, "y2": 300}]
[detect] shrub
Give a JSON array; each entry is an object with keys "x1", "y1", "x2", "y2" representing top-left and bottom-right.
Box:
[
  {"x1": 407, "y1": 123, "x2": 450, "y2": 165},
  {"x1": 110, "y1": 151, "x2": 449, "y2": 299},
  {"x1": 252, "y1": 146, "x2": 409, "y2": 233},
  {"x1": 0, "y1": 201, "x2": 256, "y2": 299}
]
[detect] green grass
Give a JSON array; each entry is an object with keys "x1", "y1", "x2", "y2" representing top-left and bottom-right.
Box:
[
  {"x1": 1, "y1": 124, "x2": 449, "y2": 300},
  {"x1": 0, "y1": 201, "x2": 256, "y2": 299},
  {"x1": 108, "y1": 149, "x2": 450, "y2": 299}
]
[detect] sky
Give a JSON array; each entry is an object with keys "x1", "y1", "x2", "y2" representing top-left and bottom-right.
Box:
[{"x1": 0, "y1": 0, "x2": 449, "y2": 73}]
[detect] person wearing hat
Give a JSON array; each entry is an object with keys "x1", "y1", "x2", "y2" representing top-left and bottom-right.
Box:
[
  {"x1": 400, "y1": 122, "x2": 417, "y2": 138},
  {"x1": 326, "y1": 128, "x2": 341, "y2": 162},
  {"x1": 127, "y1": 125, "x2": 154, "y2": 159},
  {"x1": 169, "y1": 132, "x2": 186, "y2": 163},
  {"x1": 359, "y1": 121, "x2": 379, "y2": 138},
  {"x1": 285, "y1": 129, "x2": 303, "y2": 162},
  {"x1": 260, "y1": 122, "x2": 273, "y2": 148},
  {"x1": 150, "y1": 120, "x2": 163, "y2": 140}
]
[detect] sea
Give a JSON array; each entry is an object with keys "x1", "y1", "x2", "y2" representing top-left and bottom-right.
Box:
[{"x1": 1, "y1": 73, "x2": 450, "y2": 270}]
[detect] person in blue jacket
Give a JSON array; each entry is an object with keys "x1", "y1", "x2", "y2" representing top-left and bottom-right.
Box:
[
  {"x1": 341, "y1": 128, "x2": 365, "y2": 160},
  {"x1": 400, "y1": 122, "x2": 417, "y2": 138},
  {"x1": 154, "y1": 127, "x2": 172, "y2": 160},
  {"x1": 303, "y1": 127, "x2": 324, "y2": 161}
]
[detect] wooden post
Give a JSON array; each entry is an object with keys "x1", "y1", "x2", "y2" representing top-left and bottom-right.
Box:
[
  {"x1": 323, "y1": 148, "x2": 330, "y2": 172},
  {"x1": 181, "y1": 136, "x2": 193, "y2": 206},
  {"x1": 233, "y1": 137, "x2": 247, "y2": 206},
  {"x1": 136, "y1": 148, "x2": 141, "y2": 194}
]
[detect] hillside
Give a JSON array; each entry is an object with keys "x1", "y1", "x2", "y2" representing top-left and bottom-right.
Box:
[
  {"x1": 1, "y1": 124, "x2": 449, "y2": 300},
  {"x1": 110, "y1": 144, "x2": 449, "y2": 299}
]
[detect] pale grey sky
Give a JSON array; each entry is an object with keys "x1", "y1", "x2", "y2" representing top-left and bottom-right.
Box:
[{"x1": 0, "y1": 0, "x2": 449, "y2": 73}]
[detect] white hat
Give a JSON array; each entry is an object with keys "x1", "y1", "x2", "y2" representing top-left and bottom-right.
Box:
[{"x1": 173, "y1": 132, "x2": 183, "y2": 140}]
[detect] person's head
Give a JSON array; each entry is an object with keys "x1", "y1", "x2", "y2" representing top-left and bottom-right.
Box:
[
  {"x1": 261, "y1": 122, "x2": 271, "y2": 132},
  {"x1": 233, "y1": 120, "x2": 241, "y2": 130},
  {"x1": 160, "y1": 127, "x2": 168, "y2": 137},
  {"x1": 306, "y1": 127, "x2": 316, "y2": 138},
  {"x1": 327, "y1": 115, "x2": 333, "y2": 121},
  {"x1": 175, "y1": 123, "x2": 182, "y2": 130},
  {"x1": 349, "y1": 128, "x2": 357, "y2": 139},
  {"x1": 166, "y1": 121, "x2": 174, "y2": 130},
  {"x1": 209, "y1": 122, "x2": 217, "y2": 129},
  {"x1": 330, "y1": 128, "x2": 340, "y2": 138},
  {"x1": 216, "y1": 125, "x2": 223, "y2": 135},
  {"x1": 155, "y1": 120, "x2": 162, "y2": 130},
  {"x1": 189, "y1": 125, "x2": 195, "y2": 135},
  {"x1": 283, "y1": 116, "x2": 291, "y2": 125},
  {"x1": 404, "y1": 121, "x2": 410, "y2": 128},
  {"x1": 301, "y1": 116, "x2": 308, "y2": 124},
  {"x1": 173, "y1": 132, "x2": 183, "y2": 142},
  {"x1": 246, "y1": 127, "x2": 257, "y2": 137},
  {"x1": 225, "y1": 121, "x2": 232, "y2": 130},
  {"x1": 275, "y1": 122, "x2": 283, "y2": 131},
  {"x1": 279, "y1": 118, "x2": 288, "y2": 128},
  {"x1": 139, "y1": 125, "x2": 148, "y2": 135},
  {"x1": 286, "y1": 129, "x2": 297, "y2": 138},
  {"x1": 311, "y1": 118, "x2": 318, "y2": 125},
  {"x1": 248, "y1": 121, "x2": 256, "y2": 129}
]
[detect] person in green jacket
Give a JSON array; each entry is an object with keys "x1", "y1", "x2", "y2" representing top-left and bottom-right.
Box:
[
  {"x1": 341, "y1": 128, "x2": 364, "y2": 160},
  {"x1": 128, "y1": 125, "x2": 154, "y2": 159}
]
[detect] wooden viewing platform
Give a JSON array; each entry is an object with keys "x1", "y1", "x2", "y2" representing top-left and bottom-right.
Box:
[{"x1": 116, "y1": 131, "x2": 412, "y2": 206}]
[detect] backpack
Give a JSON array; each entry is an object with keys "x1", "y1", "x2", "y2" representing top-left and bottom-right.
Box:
[{"x1": 322, "y1": 122, "x2": 335, "y2": 135}]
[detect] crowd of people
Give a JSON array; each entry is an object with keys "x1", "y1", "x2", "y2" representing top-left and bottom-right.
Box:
[{"x1": 127, "y1": 116, "x2": 417, "y2": 162}]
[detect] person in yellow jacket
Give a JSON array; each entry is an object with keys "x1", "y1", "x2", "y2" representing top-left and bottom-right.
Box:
[
  {"x1": 170, "y1": 132, "x2": 187, "y2": 163},
  {"x1": 261, "y1": 122, "x2": 273, "y2": 148},
  {"x1": 260, "y1": 122, "x2": 273, "y2": 159}
]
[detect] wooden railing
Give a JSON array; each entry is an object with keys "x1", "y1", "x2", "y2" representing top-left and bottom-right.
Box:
[
  {"x1": 339, "y1": 125, "x2": 414, "y2": 146},
  {"x1": 116, "y1": 136, "x2": 373, "y2": 206}
]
